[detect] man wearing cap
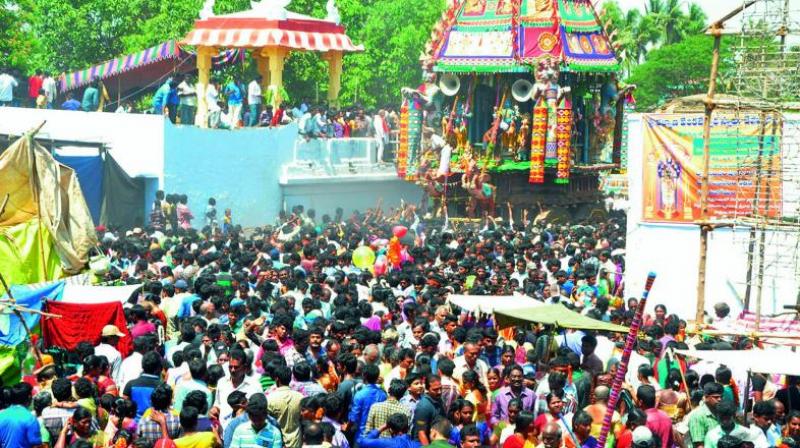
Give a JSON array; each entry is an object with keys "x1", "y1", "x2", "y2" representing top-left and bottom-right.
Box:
[
  {"x1": 631, "y1": 426, "x2": 655, "y2": 448},
  {"x1": 95, "y1": 324, "x2": 125, "y2": 383},
  {"x1": 229, "y1": 393, "x2": 283, "y2": 448}
]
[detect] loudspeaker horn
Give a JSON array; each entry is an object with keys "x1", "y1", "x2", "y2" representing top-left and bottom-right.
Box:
[
  {"x1": 439, "y1": 73, "x2": 461, "y2": 96},
  {"x1": 512, "y1": 78, "x2": 534, "y2": 102}
]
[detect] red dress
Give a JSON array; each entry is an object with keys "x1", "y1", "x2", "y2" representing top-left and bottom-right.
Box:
[{"x1": 503, "y1": 434, "x2": 527, "y2": 448}]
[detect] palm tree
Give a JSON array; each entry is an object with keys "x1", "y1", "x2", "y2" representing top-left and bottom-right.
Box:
[
  {"x1": 679, "y1": 3, "x2": 707, "y2": 38},
  {"x1": 633, "y1": 13, "x2": 661, "y2": 63}
]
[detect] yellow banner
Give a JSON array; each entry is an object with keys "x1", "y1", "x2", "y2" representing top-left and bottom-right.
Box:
[{"x1": 642, "y1": 113, "x2": 782, "y2": 223}]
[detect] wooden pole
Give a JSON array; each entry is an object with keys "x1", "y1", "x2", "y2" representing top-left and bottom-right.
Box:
[
  {"x1": 744, "y1": 110, "x2": 769, "y2": 310},
  {"x1": 696, "y1": 27, "x2": 722, "y2": 325},
  {"x1": 0, "y1": 272, "x2": 43, "y2": 365},
  {"x1": 755, "y1": 113, "x2": 780, "y2": 332}
]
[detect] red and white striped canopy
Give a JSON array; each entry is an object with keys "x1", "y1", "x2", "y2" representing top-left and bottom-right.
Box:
[
  {"x1": 183, "y1": 28, "x2": 363, "y2": 52},
  {"x1": 181, "y1": 14, "x2": 363, "y2": 52}
]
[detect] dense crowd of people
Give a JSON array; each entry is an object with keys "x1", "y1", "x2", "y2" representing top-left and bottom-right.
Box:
[{"x1": 0, "y1": 201, "x2": 797, "y2": 448}]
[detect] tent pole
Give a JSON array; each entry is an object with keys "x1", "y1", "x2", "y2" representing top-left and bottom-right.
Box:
[
  {"x1": 27, "y1": 133, "x2": 49, "y2": 279},
  {"x1": 0, "y1": 193, "x2": 8, "y2": 218},
  {"x1": 743, "y1": 370, "x2": 752, "y2": 415},
  {"x1": 0, "y1": 272, "x2": 44, "y2": 365}
]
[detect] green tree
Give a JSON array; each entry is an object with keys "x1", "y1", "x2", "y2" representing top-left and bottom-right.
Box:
[
  {"x1": 30, "y1": 0, "x2": 163, "y2": 71},
  {"x1": 627, "y1": 34, "x2": 733, "y2": 110},
  {"x1": 21, "y1": 0, "x2": 443, "y2": 108},
  {"x1": 339, "y1": 0, "x2": 445, "y2": 107},
  {"x1": 0, "y1": 0, "x2": 38, "y2": 70}
]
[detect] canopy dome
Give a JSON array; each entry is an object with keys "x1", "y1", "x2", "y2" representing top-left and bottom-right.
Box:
[{"x1": 182, "y1": 1, "x2": 363, "y2": 52}]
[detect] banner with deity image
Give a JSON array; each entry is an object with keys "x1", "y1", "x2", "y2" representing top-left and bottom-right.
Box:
[{"x1": 641, "y1": 113, "x2": 782, "y2": 223}]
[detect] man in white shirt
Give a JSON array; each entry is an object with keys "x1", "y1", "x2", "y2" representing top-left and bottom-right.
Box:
[
  {"x1": 177, "y1": 76, "x2": 197, "y2": 125},
  {"x1": 117, "y1": 336, "x2": 150, "y2": 391},
  {"x1": 373, "y1": 110, "x2": 388, "y2": 164},
  {"x1": 0, "y1": 70, "x2": 18, "y2": 106},
  {"x1": 42, "y1": 73, "x2": 57, "y2": 108},
  {"x1": 453, "y1": 341, "x2": 489, "y2": 387},
  {"x1": 247, "y1": 75, "x2": 262, "y2": 127},
  {"x1": 206, "y1": 78, "x2": 221, "y2": 128},
  {"x1": 94, "y1": 325, "x2": 125, "y2": 383},
  {"x1": 212, "y1": 350, "x2": 262, "y2": 430}
]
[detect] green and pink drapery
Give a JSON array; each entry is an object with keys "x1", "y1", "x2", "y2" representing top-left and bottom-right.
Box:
[
  {"x1": 59, "y1": 41, "x2": 184, "y2": 93},
  {"x1": 58, "y1": 41, "x2": 245, "y2": 102}
]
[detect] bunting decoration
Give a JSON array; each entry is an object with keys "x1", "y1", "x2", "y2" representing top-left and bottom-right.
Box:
[
  {"x1": 555, "y1": 102, "x2": 573, "y2": 183},
  {"x1": 529, "y1": 98, "x2": 547, "y2": 183}
]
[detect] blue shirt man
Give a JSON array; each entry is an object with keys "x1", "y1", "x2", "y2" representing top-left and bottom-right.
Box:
[
  {"x1": 0, "y1": 384, "x2": 42, "y2": 448},
  {"x1": 81, "y1": 85, "x2": 99, "y2": 112},
  {"x1": 62, "y1": 96, "x2": 81, "y2": 110},
  {"x1": 152, "y1": 80, "x2": 177, "y2": 114},
  {"x1": 224, "y1": 82, "x2": 242, "y2": 106},
  {"x1": 349, "y1": 364, "x2": 387, "y2": 438},
  {"x1": 359, "y1": 429, "x2": 421, "y2": 448}
]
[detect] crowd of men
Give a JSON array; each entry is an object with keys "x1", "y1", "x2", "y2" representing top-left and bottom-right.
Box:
[{"x1": 1, "y1": 202, "x2": 798, "y2": 448}]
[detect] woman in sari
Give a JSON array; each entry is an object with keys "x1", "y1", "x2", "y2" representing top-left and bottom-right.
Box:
[
  {"x1": 462, "y1": 370, "x2": 490, "y2": 423},
  {"x1": 488, "y1": 368, "x2": 504, "y2": 402},
  {"x1": 503, "y1": 411, "x2": 537, "y2": 448},
  {"x1": 657, "y1": 369, "x2": 690, "y2": 423},
  {"x1": 54, "y1": 407, "x2": 107, "y2": 448}
]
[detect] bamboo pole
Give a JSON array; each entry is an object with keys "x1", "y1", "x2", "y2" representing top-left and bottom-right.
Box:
[
  {"x1": 744, "y1": 109, "x2": 770, "y2": 310},
  {"x1": 755, "y1": 112, "x2": 780, "y2": 332},
  {"x1": 0, "y1": 272, "x2": 44, "y2": 365},
  {"x1": 696, "y1": 27, "x2": 722, "y2": 325}
]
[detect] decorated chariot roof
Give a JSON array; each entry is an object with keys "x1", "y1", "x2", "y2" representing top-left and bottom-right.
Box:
[{"x1": 423, "y1": 0, "x2": 619, "y2": 73}]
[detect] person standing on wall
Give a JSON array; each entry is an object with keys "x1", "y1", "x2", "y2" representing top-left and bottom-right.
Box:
[
  {"x1": 0, "y1": 68, "x2": 18, "y2": 107},
  {"x1": 224, "y1": 78, "x2": 243, "y2": 129},
  {"x1": 81, "y1": 81, "x2": 99, "y2": 112},
  {"x1": 207, "y1": 77, "x2": 222, "y2": 129},
  {"x1": 178, "y1": 74, "x2": 197, "y2": 125},
  {"x1": 28, "y1": 69, "x2": 43, "y2": 108},
  {"x1": 42, "y1": 72, "x2": 57, "y2": 109},
  {"x1": 247, "y1": 75, "x2": 262, "y2": 127}
]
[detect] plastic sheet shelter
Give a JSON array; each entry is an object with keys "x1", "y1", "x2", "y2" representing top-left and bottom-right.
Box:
[
  {"x1": 493, "y1": 303, "x2": 629, "y2": 332},
  {"x1": 0, "y1": 134, "x2": 97, "y2": 291},
  {"x1": 676, "y1": 349, "x2": 800, "y2": 377},
  {"x1": 448, "y1": 293, "x2": 544, "y2": 314}
]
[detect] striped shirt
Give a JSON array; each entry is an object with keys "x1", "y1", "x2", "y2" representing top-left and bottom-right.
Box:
[{"x1": 229, "y1": 421, "x2": 283, "y2": 448}]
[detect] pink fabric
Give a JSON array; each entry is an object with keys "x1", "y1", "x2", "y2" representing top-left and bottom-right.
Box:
[
  {"x1": 363, "y1": 316, "x2": 382, "y2": 331},
  {"x1": 176, "y1": 204, "x2": 193, "y2": 229},
  {"x1": 645, "y1": 408, "x2": 673, "y2": 448},
  {"x1": 131, "y1": 320, "x2": 157, "y2": 338}
]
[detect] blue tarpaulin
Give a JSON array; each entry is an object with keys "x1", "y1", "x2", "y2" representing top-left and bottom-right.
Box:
[
  {"x1": 0, "y1": 281, "x2": 65, "y2": 346},
  {"x1": 54, "y1": 155, "x2": 104, "y2": 224}
]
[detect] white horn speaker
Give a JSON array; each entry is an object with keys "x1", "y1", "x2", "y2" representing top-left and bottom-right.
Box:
[
  {"x1": 512, "y1": 78, "x2": 534, "y2": 102},
  {"x1": 439, "y1": 73, "x2": 461, "y2": 96}
]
